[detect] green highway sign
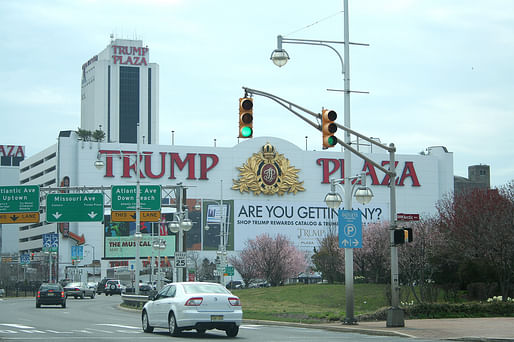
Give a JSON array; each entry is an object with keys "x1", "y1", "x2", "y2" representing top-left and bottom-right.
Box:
[
  {"x1": 111, "y1": 185, "x2": 161, "y2": 211},
  {"x1": 0, "y1": 185, "x2": 40, "y2": 213},
  {"x1": 46, "y1": 193, "x2": 104, "y2": 222}
]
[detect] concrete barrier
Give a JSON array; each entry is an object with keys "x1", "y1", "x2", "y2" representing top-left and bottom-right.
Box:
[{"x1": 121, "y1": 294, "x2": 149, "y2": 308}]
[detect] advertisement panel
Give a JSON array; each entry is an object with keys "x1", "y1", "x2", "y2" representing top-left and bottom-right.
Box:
[{"x1": 233, "y1": 200, "x2": 388, "y2": 251}]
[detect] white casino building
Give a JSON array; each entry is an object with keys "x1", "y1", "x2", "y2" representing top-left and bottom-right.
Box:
[{"x1": 16, "y1": 38, "x2": 454, "y2": 282}]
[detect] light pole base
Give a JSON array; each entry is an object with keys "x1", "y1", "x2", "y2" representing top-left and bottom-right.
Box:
[
  {"x1": 386, "y1": 307, "x2": 405, "y2": 327},
  {"x1": 342, "y1": 317, "x2": 358, "y2": 325}
]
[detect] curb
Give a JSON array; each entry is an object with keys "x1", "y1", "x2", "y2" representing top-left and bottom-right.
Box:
[{"x1": 242, "y1": 319, "x2": 414, "y2": 338}]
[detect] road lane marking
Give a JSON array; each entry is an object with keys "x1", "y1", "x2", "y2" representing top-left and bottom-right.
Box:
[
  {"x1": 0, "y1": 324, "x2": 34, "y2": 329},
  {"x1": 96, "y1": 323, "x2": 140, "y2": 330}
]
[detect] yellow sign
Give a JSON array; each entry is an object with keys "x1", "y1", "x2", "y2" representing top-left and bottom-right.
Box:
[
  {"x1": 111, "y1": 211, "x2": 161, "y2": 222},
  {"x1": 0, "y1": 212, "x2": 40, "y2": 224}
]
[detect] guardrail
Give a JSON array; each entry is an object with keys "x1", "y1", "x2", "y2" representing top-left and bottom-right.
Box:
[{"x1": 121, "y1": 294, "x2": 150, "y2": 308}]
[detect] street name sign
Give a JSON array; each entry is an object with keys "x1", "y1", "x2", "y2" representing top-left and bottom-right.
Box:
[
  {"x1": 111, "y1": 185, "x2": 161, "y2": 211},
  {"x1": 338, "y1": 209, "x2": 363, "y2": 248},
  {"x1": 46, "y1": 193, "x2": 104, "y2": 222},
  {"x1": 0, "y1": 185, "x2": 40, "y2": 224},
  {"x1": 397, "y1": 213, "x2": 420, "y2": 221}
]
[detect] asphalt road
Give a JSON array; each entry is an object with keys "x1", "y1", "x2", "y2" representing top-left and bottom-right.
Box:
[{"x1": 0, "y1": 295, "x2": 439, "y2": 341}]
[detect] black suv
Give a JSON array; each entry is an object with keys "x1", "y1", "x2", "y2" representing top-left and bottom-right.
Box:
[
  {"x1": 36, "y1": 283, "x2": 66, "y2": 308},
  {"x1": 97, "y1": 278, "x2": 113, "y2": 295}
]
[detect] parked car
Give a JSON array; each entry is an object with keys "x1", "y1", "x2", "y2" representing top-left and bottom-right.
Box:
[
  {"x1": 96, "y1": 278, "x2": 114, "y2": 294},
  {"x1": 141, "y1": 282, "x2": 242, "y2": 337},
  {"x1": 0, "y1": 288, "x2": 5, "y2": 297},
  {"x1": 104, "y1": 280, "x2": 126, "y2": 295},
  {"x1": 225, "y1": 280, "x2": 243, "y2": 290},
  {"x1": 63, "y1": 282, "x2": 96, "y2": 299},
  {"x1": 36, "y1": 283, "x2": 66, "y2": 308},
  {"x1": 87, "y1": 282, "x2": 97, "y2": 291}
]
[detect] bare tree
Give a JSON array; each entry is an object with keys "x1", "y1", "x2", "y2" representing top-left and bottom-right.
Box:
[
  {"x1": 436, "y1": 181, "x2": 514, "y2": 301},
  {"x1": 237, "y1": 234, "x2": 307, "y2": 286}
]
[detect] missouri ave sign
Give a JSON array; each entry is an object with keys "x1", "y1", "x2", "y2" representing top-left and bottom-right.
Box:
[{"x1": 46, "y1": 193, "x2": 104, "y2": 222}]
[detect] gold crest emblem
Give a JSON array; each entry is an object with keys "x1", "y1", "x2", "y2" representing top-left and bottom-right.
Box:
[{"x1": 232, "y1": 143, "x2": 305, "y2": 195}]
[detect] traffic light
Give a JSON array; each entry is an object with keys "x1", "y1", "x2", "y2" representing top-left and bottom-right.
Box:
[
  {"x1": 322, "y1": 109, "x2": 337, "y2": 148},
  {"x1": 394, "y1": 228, "x2": 413, "y2": 245},
  {"x1": 239, "y1": 97, "x2": 253, "y2": 138}
]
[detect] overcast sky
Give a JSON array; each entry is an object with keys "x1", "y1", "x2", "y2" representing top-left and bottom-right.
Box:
[{"x1": 1, "y1": 0, "x2": 513, "y2": 187}]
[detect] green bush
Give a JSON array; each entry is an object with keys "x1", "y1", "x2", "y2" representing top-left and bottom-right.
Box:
[{"x1": 404, "y1": 302, "x2": 514, "y2": 319}]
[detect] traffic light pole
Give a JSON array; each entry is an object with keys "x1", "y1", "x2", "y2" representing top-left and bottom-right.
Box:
[{"x1": 240, "y1": 86, "x2": 404, "y2": 327}]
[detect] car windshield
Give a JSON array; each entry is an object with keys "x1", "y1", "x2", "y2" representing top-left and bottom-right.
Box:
[
  {"x1": 40, "y1": 284, "x2": 61, "y2": 291},
  {"x1": 66, "y1": 282, "x2": 82, "y2": 287},
  {"x1": 182, "y1": 283, "x2": 230, "y2": 294}
]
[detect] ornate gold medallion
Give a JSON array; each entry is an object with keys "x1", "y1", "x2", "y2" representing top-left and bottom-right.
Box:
[{"x1": 232, "y1": 143, "x2": 305, "y2": 195}]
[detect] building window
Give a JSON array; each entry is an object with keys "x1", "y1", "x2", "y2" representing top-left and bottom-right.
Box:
[{"x1": 119, "y1": 66, "x2": 140, "y2": 143}]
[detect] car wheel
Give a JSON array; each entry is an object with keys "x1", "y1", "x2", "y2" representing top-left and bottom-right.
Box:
[
  {"x1": 110, "y1": 284, "x2": 116, "y2": 290},
  {"x1": 74, "y1": 296, "x2": 78, "y2": 299},
  {"x1": 62, "y1": 302, "x2": 66, "y2": 308},
  {"x1": 196, "y1": 328, "x2": 206, "y2": 335},
  {"x1": 90, "y1": 292, "x2": 95, "y2": 299},
  {"x1": 168, "y1": 312, "x2": 179, "y2": 336},
  {"x1": 142, "y1": 311, "x2": 154, "y2": 333},
  {"x1": 80, "y1": 292, "x2": 85, "y2": 299},
  {"x1": 226, "y1": 325, "x2": 239, "y2": 337},
  {"x1": 36, "y1": 303, "x2": 41, "y2": 308}
]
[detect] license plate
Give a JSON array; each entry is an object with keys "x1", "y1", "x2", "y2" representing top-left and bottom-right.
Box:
[
  {"x1": 47, "y1": 293, "x2": 54, "y2": 296},
  {"x1": 210, "y1": 315, "x2": 224, "y2": 321}
]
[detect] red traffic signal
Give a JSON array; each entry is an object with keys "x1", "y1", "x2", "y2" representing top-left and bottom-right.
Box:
[
  {"x1": 322, "y1": 109, "x2": 337, "y2": 148},
  {"x1": 239, "y1": 97, "x2": 253, "y2": 138}
]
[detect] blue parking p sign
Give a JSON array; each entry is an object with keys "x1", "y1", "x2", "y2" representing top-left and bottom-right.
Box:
[{"x1": 338, "y1": 209, "x2": 363, "y2": 248}]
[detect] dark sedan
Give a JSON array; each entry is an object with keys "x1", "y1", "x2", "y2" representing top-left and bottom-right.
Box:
[{"x1": 36, "y1": 283, "x2": 66, "y2": 308}]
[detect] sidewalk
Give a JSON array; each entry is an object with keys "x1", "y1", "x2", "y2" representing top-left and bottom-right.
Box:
[{"x1": 244, "y1": 317, "x2": 514, "y2": 341}]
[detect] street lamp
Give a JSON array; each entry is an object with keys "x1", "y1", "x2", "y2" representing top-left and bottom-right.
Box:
[
  {"x1": 271, "y1": 0, "x2": 359, "y2": 324},
  {"x1": 94, "y1": 123, "x2": 143, "y2": 294},
  {"x1": 84, "y1": 243, "x2": 96, "y2": 282},
  {"x1": 168, "y1": 211, "x2": 193, "y2": 282},
  {"x1": 152, "y1": 237, "x2": 166, "y2": 290},
  {"x1": 203, "y1": 180, "x2": 229, "y2": 285},
  {"x1": 323, "y1": 173, "x2": 372, "y2": 324}
]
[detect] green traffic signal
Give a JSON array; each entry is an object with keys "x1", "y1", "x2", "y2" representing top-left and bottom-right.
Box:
[
  {"x1": 327, "y1": 136, "x2": 337, "y2": 146},
  {"x1": 241, "y1": 126, "x2": 253, "y2": 138}
]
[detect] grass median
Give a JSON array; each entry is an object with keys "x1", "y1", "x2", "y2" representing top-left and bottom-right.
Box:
[{"x1": 232, "y1": 283, "x2": 389, "y2": 323}]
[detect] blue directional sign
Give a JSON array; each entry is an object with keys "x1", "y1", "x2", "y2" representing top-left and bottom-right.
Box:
[
  {"x1": 20, "y1": 254, "x2": 31, "y2": 265},
  {"x1": 71, "y1": 245, "x2": 84, "y2": 260},
  {"x1": 42, "y1": 233, "x2": 59, "y2": 252},
  {"x1": 338, "y1": 209, "x2": 363, "y2": 248}
]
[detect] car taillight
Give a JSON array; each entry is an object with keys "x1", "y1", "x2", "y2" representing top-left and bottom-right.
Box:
[
  {"x1": 61, "y1": 291, "x2": 65, "y2": 298},
  {"x1": 37, "y1": 291, "x2": 41, "y2": 298},
  {"x1": 228, "y1": 297, "x2": 241, "y2": 306},
  {"x1": 185, "y1": 297, "x2": 203, "y2": 306}
]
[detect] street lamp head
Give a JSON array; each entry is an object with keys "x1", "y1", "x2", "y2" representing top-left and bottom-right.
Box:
[
  {"x1": 94, "y1": 158, "x2": 105, "y2": 170},
  {"x1": 354, "y1": 187, "x2": 374, "y2": 205},
  {"x1": 324, "y1": 192, "x2": 343, "y2": 209},
  {"x1": 270, "y1": 49, "x2": 290, "y2": 67},
  {"x1": 168, "y1": 221, "x2": 180, "y2": 233},
  {"x1": 180, "y1": 219, "x2": 193, "y2": 232}
]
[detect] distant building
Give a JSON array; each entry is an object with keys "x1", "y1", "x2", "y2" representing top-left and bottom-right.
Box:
[
  {"x1": 0, "y1": 145, "x2": 25, "y2": 255},
  {"x1": 81, "y1": 38, "x2": 159, "y2": 144},
  {"x1": 454, "y1": 164, "x2": 490, "y2": 195}
]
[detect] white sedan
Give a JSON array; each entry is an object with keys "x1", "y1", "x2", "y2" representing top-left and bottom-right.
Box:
[{"x1": 142, "y1": 282, "x2": 242, "y2": 337}]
